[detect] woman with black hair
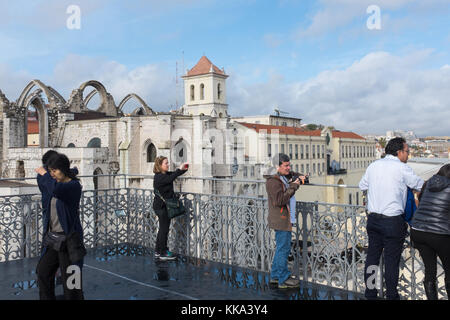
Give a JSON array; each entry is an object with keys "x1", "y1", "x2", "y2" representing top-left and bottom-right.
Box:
[
  {"x1": 411, "y1": 164, "x2": 450, "y2": 300},
  {"x1": 35, "y1": 153, "x2": 85, "y2": 300}
]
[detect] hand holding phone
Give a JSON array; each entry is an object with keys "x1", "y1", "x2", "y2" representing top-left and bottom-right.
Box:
[{"x1": 180, "y1": 163, "x2": 189, "y2": 170}]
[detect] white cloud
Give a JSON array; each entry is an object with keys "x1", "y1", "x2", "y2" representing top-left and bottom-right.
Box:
[
  {"x1": 0, "y1": 54, "x2": 178, "y2": 112},
  {"x1": 294, "y1": 0, "x2": 450, "y2": 39},
  {"x1": 0, "y1": 63, "x2": 34, "y2": 101},
  {"x1": 228, "y1": 50, "x2": 450, "y2": 136}
]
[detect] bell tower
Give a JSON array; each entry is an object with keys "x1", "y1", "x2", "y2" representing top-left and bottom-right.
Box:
[{"x1": 181, "y1": 56, "x2": 228, "y2": 117}]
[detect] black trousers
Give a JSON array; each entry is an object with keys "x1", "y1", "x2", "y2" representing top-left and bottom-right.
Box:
[
  {"x1": 411, "y1": 228, "x2": 450, "y2": 283},
  {"x1": 364, "y1": 213, "x2": 407, "y2": 300},
  {"x1": 36, "y1": 246, "x2": 84, "y2": 300},
  {"x1": 155, "y1": 207, "x2": 171, "y2": 254}
]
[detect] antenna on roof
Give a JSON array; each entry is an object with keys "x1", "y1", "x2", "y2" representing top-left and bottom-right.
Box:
[{"x1": 273, "y1": 108, "x2": 289, "y2": 117}]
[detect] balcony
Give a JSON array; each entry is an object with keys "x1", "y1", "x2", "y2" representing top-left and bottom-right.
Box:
[{"x1": 0, "y1": 187, "x2": 447, "y2": 300}]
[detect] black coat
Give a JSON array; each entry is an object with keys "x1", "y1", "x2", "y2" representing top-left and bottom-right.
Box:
[
  {"x1": 411, "y1": 174, "x2": 450, "y2": 235},
  {"x1": 153, "y1": 169, "x2": 187, "y2": 210}
]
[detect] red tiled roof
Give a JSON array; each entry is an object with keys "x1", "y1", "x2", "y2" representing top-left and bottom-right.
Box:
[
  {"x1": 239, "y1": 122, "x2": 365, "y2": 140},
  {"x1": 238, "y1": 122, "x2": 321, "y2": 136},
  {"x1": 27, "y1": 120, "x2": 39, "y2": 134},
  {"x1": 332, "y1": 131, "x2": 365, "y2": 140},
  {"x1": 186, "y1": 56, "x2": 226, "y2": 77}
]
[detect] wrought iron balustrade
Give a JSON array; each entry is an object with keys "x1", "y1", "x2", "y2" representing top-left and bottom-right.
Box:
[{"x1": 0, "y1": 188, "x2": 447, "y2": 300}]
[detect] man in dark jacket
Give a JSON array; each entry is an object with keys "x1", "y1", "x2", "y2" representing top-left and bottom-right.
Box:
[
  {"x1": 265, "y1": 153, "x2": 306, "y2": 289},
  {"x1": 410, "y1": 164, "x2": 450, "y2": 300}
]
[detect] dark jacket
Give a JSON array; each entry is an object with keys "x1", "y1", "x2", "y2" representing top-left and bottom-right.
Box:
[
  {"x1": 264, "y1": 169, "x2": 301, "y2": 231},
  {"x1": 153, "y1": 169, "x2": 187, "y2": 211},
  {"x1": 411, "y1": 174, "x2": 450, "y2": 235},
  {"x1": 37, "y1": 168, "x2": 79, "y2": 238},
  {"x1": 37, "y1": 172, "x2": 84, "y2": 264}
]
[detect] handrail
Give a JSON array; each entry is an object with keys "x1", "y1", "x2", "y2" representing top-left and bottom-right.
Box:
[{"x1": 0, "y1": 174, "x2": 361, "y2": 189}]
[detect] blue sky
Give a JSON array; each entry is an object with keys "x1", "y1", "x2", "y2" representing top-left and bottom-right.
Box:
[{"x1": 1, "y1": 0, "x2": 449, "y2": 136}]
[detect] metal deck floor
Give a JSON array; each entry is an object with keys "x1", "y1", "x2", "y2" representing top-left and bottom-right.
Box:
[{"x1": 0, "y1": 244, "x2": 365, "y2": 300}]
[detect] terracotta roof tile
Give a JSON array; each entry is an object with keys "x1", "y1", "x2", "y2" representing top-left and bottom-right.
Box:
[
  {"x1": 238, "y1": 122, "x2": 321, "y2": 136},
  {"x1": 332, "y1": 131, "x2": 365, "y2": 140},
  {"x1": 186, "y1": 56, "x2": 225, "y2": 77},
  {"x1": 238, "y1": 122, "x2": 365, "y2": 140}
]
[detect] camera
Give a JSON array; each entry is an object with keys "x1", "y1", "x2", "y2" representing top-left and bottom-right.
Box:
[{"x1": 287, "y1": 172, "x2": 309, "y2": 185}]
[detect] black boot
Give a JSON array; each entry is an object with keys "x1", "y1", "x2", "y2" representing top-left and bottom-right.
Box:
[{"x1": 423, "y1": 281, "x2": 438, "y2": 300}]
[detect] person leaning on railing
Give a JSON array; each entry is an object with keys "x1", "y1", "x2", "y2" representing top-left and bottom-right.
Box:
[
  {"x1": 264, "y1": 153, "x2": 307, "y2": 289},
  {"x1": 410, "y1": 163, "x2": 450, "y2": 300},
  {"x1": 359, "y1": 137, "x2": 424, "y2": 300},
  {"x1": 152, "y1": 156, "x2": 188, "y2": 261}
]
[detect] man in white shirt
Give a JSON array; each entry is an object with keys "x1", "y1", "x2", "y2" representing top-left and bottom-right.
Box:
[{"x1": 359, "y1": 137, "x2": 424, "y2": 300}]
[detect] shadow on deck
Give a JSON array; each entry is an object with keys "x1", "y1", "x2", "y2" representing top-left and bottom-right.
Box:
[{"x1": 1, "y1": 244, "x2": 365, "y2": 300}]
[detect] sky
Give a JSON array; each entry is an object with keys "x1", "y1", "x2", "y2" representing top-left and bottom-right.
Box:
[{"x1": 0, "y1": 0, "x2": 449, "y2": 136}]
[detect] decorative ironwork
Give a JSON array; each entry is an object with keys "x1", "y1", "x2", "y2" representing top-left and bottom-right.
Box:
[{"x1": 0, "y1": 189, "x2": 447, "y2": 300}]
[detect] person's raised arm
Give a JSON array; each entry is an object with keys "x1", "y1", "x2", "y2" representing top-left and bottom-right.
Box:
[
  {"x1": 156, "y1": 163, "x2": 188, "y2": 185},
  {"x1": 35, "y1": 170, "x2": 80, "y2": 204}
]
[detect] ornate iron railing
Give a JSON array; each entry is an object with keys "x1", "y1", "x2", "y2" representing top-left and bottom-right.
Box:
[{"x1": 0, "y1": 188, "x2": 447, "y2": 300}]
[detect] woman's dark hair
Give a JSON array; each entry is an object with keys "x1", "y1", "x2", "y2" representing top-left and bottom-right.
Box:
[
  {"x1": 436, "y1": 163, "x2": 450, "y2": 179},
  {"x1": 42, "y1": 150, "x2": 58, "y2": 167},
  {"x1": 385, "y1": 137, "x2": 406, "y2": 156},
  {"x1": 47, "y1": 153, "x2": 79, "y2": 181}
]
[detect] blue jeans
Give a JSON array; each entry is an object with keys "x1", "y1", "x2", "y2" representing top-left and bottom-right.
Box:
[
  {"x1": 364, "y1": 214, "x2": 407, "y2": 300},
  {"x1": 271, "y1": 230, "x2": 292, "y2": 285}
]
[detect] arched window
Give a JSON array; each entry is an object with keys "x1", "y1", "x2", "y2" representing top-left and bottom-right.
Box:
[
  {"x1": 93, "y1": 167, "x2": 103, "y2": 190},
  {"x1": 190, "y1": 85, "x2": 195, "y2": 101},
  {"x1": 87, "y1": 137, "x2": 101, "y2": 148},
  {"x1": 217, "y1": 83, "x2": 221, "y2": 100},
  {"x1": 67, "y1": 143, "x2": 75, "y2": 148},
  {"x1": 173, "y1": 138, "x2": 187, "y2": 163},
  {"x1": 147, "y1": 143, "x2": 157, "y2": 163},
  {"x1": 200, "y1": 83, "x2": 204, "y2": 100}
]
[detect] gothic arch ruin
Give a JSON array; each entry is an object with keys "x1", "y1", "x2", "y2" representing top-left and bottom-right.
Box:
[
  {"x1": 17, "y1": 79, "x2": 66, "y2": 110},
  {"x1": 118, "y1": 93, "x2": 155, "y2": 116},
  {"x1": 67, "y1": 80, "x2": 118, "y2": 116}
]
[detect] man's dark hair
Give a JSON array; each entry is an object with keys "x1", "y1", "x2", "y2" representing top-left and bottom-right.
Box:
[
  {"x1": 42, "y1": 150, "x2": 58, "y2": 167},
  {"x1": 272, "y1": 153, "x2": 290, "y2": 167},
  {"x1": 385, "y1": 137, "x2": 406, "y2": 156}
]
